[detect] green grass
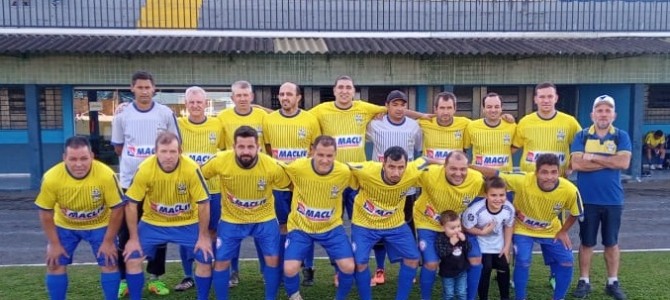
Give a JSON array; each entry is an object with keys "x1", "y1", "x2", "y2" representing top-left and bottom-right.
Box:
[{"x1": 0, "y1": 252, "x2": 667, "y2": 299}]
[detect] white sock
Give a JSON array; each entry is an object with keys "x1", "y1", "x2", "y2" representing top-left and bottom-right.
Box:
[
  {"x1": 608, "y1": 277, "x2": 618, "y2": 285},
  {"x1": 580, "y1": 277, "x2": 590, "y2": 284}
]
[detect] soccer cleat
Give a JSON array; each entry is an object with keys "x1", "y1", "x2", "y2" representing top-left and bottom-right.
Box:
[
  {"x1": 174, "y1": 277, "x2": 195, "y2": 292},
  {"x1": 373, "y1": 268, "x2": 385, "y2": 285},
  {"x1": 118, "y1": 281, "x2": 128, "y2": 298},
  {"x1": 605, "y1": 281, "x2": 627, "y2": 300},
  {"x1": 289, "y1": 292, "x2": 304, "y2": 300},
  {"x1": 229, "y1": 271, "x2": 240, "y2": 288},
  {"x1": 549, "y1": 276, "x2": 556, "y2": 290},
  {"x1": 572, "y1": 279, "x2": 592, "y2": 298},
  {"x1": 302, "y1": 267, "x2": 315, "y2": 286},
  {"x1": 147, "y1": 280, "x2": 170, "y2": 296}
]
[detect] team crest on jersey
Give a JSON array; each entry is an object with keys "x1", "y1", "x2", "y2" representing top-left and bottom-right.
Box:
[
  {"x1": 553, "y1": 203, "x2": 563, "y2": 214},
  {"x1": 91, "y1": 188, "x2": 102, "y2": 202},
  {"x1": 462, "y1": 195, "x2": 473, "y2": 206},
  {"x1": 177, "y1": 182, "x2": 187, "y2": 195},
  {"x1": 257, "y1": 178, "x2": 267, "y2": 191},
  {"x1": 354, "y1": 114, "x2": 364, "y2": 126},
  {"x1": 256, "y1": 126, "x2": 263, "y2": 135},
  {"x1": 297, "y1": 127, "x2": 307, "y2": 139},
  {"x1": 209, "y1": 132, "x2": 217, "y2": 145},
  {"x1": 605, "y1": 141, "x2": 617, "y2": 154},
  {"x1": 503, "y1": 133, "x2": 511, "y2": 145},
  {"x1": 454, "y1": 130, "x2": 463, "y2": 140},
  {"x1": 557, "y1": 129, "x2": 566, "y2": 142},
  {"x1": 330, "y1": 186, "x2": 340, "y2": 198}
]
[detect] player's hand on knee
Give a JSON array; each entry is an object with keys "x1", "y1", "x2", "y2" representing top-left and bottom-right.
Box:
[
  {"x1": 97, "y1": 241, "x2": 118, "y2": 266},
  {"x1": 554, "y1": 230, "x2": 572, "y2": 250},
  {"x1": 122, "y1": 239, "x2": 143, "y2": 262},
  {"x1": 46, "y1": 243, "x2": 69, "y2": 267},
  {"x1": 195, "y1": 236, "x2": 213, "y2": 262}
]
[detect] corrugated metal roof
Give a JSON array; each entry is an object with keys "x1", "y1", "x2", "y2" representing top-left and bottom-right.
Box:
[
  {"x1": 274, "y1": 38, "x2": 328, "y2": 54},
  {"x1": 1, "y1": 35, "x2": 669, "y2": 56}
]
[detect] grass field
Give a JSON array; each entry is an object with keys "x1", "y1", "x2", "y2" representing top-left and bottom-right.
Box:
[{"x1": 0, "y1": 252, "x2": 667, "y2": 299}]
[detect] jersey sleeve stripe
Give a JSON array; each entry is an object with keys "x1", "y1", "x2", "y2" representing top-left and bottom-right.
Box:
[
  {"x1": 112, "y1": 175, "x2": 124, "y2": 200},
  {"x1": 172, "y1": 114, "x2": 182, "y2": 141},
  {"x1": 195, "y1": 169, "x2": 210, "y2": 195},
  {"x1": 110, "y1": 201, "x2": 127, "y2": 209},
  {"x1": 34, "y1": 203, "x2": 53, "y2": 211},
  {"x1": 125, "y1": 195, "x2": 142, "y2": 203}
]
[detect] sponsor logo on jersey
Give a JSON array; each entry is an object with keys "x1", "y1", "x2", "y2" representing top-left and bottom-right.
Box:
[
  {"x1": 226, "y1": 192, "x2": 267, "y2": 209},
  {"x1": 515, "y1": 210, "x2": 550, "y2": 229},
  {"x1": 336, "y1": 135, "x2": 363, "y2": 149},
  {"x1": 362, "y1": 199, "x2": 396, "y2": 218},
  {"x1": 272, "y1": 148, "x2": 308, "y2": 162},
  {"x1": 91, "y1": 188, "x2": 102, "y2": 202},
  {"x1": 425, "y1": 148, "x2": 451, "y2": 160},
  {"x1": 525, "y1": 151, "x2": 566, "y2": 164},
  {"x1": 61, "y1": 205, "x2": 105, "y2": 220},
  {"x1": 188, "y1": 153, "x2": 213, "y2": 165},
  {"x1": 126, "y1": 145, "x2": 154, "y2": 158},
  {"x1": 150, "y1": 202, "x2": 191, "y2": 216},
  {"x1": 423, "y1": 204, "x2": 441, "y2": 223},
  {"x1": 475, "y1": 155, "x2": 510, "y2": 167},
  {"x1": 296, "y1": 201, "x2": 334, "y2": 222}
]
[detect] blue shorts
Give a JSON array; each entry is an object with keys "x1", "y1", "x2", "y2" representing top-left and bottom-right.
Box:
[
  {"x1": 56, "y1": 226, "x2": 114, "y2": 267},
  {"x1": 216, "y1": 219, "x2": 280, "y2": 261},
  {"x1": 351, "y1": 224, "x2": 419, "y2": 265},
  {"x1": 579, "y1": 204, "x2": 622, "y2": 247},
  {"x1": 136, "y1": 221, "x2": 211, "y2": 264},
  {"x1": 513, "y1": 234, "x2": 573, "y2": 267},
  {"x1": 209, "y1": 193, "x2": 222, "y2": 231},
  {"x1": 417, "y1": 230, "x2": 480, "y2": 264},
  {"x1": 285, "y1": 226, "x2": 353, "y2": 261},
  {"x1": 273, "y1": 190, "x2": 292, "y2": 225},
  {"x1": 343, "y1": 187, "x2": 358, "y2": 220}
]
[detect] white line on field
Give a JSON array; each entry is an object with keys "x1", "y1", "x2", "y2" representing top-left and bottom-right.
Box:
[{"x1": 2, "y1": 248, "x2": 670, "y2": 268}]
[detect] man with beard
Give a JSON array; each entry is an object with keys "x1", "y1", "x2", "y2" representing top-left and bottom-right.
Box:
[
  {"x1": 472, "y1": 154, "x2": 584, "y2": 300},
  {"x1": 570, "y1": 96, "x2": 631, "y2": 300},
  {"x1": 201, "y1": 126, "x2": 291, "y2": 300},
  {"x1": 412, "y1": 151, "x2": 486, "y2": 300},
  {"x1": 348, "y1": 146, "x2": 428, "y2": 300},
  {"x1": 263, "y1": 82, "x2": 321, "y2": 286},
  {"x1": 122, "y1": 132, "x2": 213, "y2": 300}
]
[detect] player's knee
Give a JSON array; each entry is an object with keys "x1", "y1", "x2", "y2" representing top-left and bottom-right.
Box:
[
  {"x1": 100, "y1": 265, "x2": 117, "y2": 273},
  {"x1": 47, "y1": 265, "x2": 66, "y2": 274},
  {"x1": 355, "y1": 263, "x2": 369, "y2": 272},
  {"x1": 516, "y1": 258, "x2": 532, "y2": 269},
  {"x1": 195, "y1": 261, "x2": 212, "y2": 276},
  {"x1": 423, "y1": 262, "x2": 438, "y2": 271},
  {"x1": 559, "y1": 261, "x2": 573, "y2": 267},
  {"x1": 284, "y1": 264, "x2": 300, "y2": 277},
  {"x1": 264, "y1": 256, "x2": 279, "y2": 268},
  {"x1": 214, "y1": 260, "x2": 230, "y2": 271},
  {"x1": 126, "y1": 258, "x2": 143, "y2": 272},
  {"x1": 403, "y1": 259, "x2": 419, "y2": 268},
  {"x1": 336, "y1": 259, "x2": 355, "y2": 274}
]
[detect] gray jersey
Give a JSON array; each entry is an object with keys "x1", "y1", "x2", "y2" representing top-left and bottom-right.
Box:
[
  {"x1": 367, "y1": 115, "x2": 422, "y2": 195},
  {"x1": 111, "y1": 102, "x2": 179, "y2": 188},
  {"x1": 462, "y1": 199, "x2": 515, "y2": 254}
]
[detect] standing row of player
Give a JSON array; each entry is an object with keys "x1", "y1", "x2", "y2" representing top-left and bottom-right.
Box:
[{"x1": 37, "y1": 71, "x2": 631, "y2": 300}]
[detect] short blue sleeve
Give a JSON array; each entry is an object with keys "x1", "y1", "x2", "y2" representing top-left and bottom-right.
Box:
[
  {"x1": 570, "y1": 130, "x2": 585, "y2": 153},
  {"x1": 617, "y1": 130, "x2": 632, "y2": 152}
]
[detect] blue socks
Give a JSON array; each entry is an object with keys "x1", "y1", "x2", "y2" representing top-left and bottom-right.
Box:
[
  {"x1": 126, "y1": 272, "x2": 144, "y2": 300},
  {"x1": 467, "y1": 263, "x2": 483, "y2": 300},
  {"x1": 179, "y1": 245, "x2": 194, "y2": 278},
  {"x1": 263, "y1": 265, "x2": 281, "y2": 300},
  {"x1": 336, "y1": 271, "x2": 354, "y2": 300},
  {"x1": 255, "y1": 241, "x2": 266, "y2": 272},
  {"x1": 396, "y1": 263, "x2": 417, "y2": 300},
  {"x1": 374, "y1": 246, "x2": 387, "y2": 270},
  {"x1": 303, "y1": 242, "x2": 315, "y2": 269},
  {"x1": 552, "y1": 263, "x2": 573, "y2": 300},
  {"x1": 195, "y1": 275, "x2": 212, "y2": 300},
  {"x1": 284, "y1": 272, "x2": 300, "y2": 297},
  {"x1": 100, "y1": 271, "x2": 120, "y2": 300},
  {"x1": 46, "y1": 273, "x2": 68, "y2": 300},
  {"x1": 213, "y1": 269, "x2": 230, "y2": 300},
  {"x1": 419, "y1": 267, "x2": 437, "y2": 300},
  {"x1": 513, "y1": 261, "x2": 530, "y2": 300},
  {"x1": 354, "y1": 268, "x2": 372, "y2": 300}
]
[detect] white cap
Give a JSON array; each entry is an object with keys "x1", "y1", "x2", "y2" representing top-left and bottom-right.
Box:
[{"x1": 593, "y1": 95, "x2": 615, "y2": 111}]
